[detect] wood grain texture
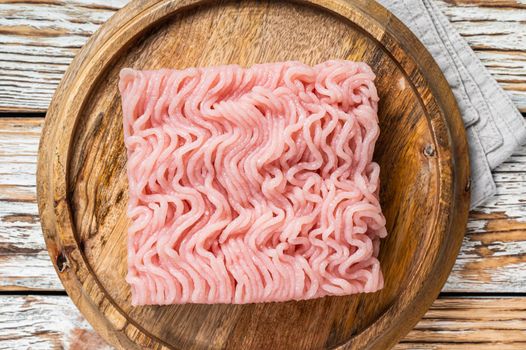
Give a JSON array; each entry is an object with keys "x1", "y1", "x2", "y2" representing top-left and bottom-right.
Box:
[
  {"x1": 0, "y1": 295, "x2": 112, "y2": 350},
  {"x1": 0, "y1": 0, "x2": 522, "y2": 348},
  {"x1": 36, "y1": 0, "x2": 470, "y2": 349},
  {"x1": 0, "y1": 1, "x2": 522, "y2": 349},
  {"x1": 0, "y1": 0, "x2": 525, "y2": 112},
  {"x1": 396, "y1": 297, "x2": 526, "y2": 350},
  {"x1": 442, "y1": 0, "x2": 526, "y2": 9},
  {"x1": 4, "y1": 117, "x2": 525, "y2": 294},
  {"x1": 0, "y1": 0, "x2": 129, "y2": 112},
  {"x1": 1, "y1": 295, "x2": 524, "y2": 350},
  {"x1": 0, "y1": 118, "x2": 62, "y2": 291},
  {"x1": 436, "y1": 1, "x2": 526, "y2": 111}
]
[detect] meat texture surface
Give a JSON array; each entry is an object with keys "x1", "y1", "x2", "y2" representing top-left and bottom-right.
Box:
[{"x1": 119, "y1": 60, "x2": 387, "y2": 305}]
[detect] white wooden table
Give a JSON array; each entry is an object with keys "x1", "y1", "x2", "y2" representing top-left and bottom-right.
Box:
[{"x1": 1, "y1": 1, "x2": 525, "y2": 349}]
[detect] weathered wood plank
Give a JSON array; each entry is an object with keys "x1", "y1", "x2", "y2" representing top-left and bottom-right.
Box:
[
  {"x1": 0, "y1": 118, "x2": 62, "y2": 291},
  {"x1": 1, "y1": 295, "x2": 524, "y2": 349},
  {"x1": 0, "y1": 0, "x2": 128, "y2": 112},
  {"x1": 0, "y1": 295, "x2": 112, "y2": 350},
  {"x1": 396, "y1": 297, "x2": 526, "y2": 350},
  {"x1": 436, "y1": 0, "x2": 526, "y2": 111},
  {"x1": 443, "y1": 213, "x2": 526, "y2": 293},
  {"x1": 1, "y1": 117, "x2": 525, "y2": 292},
  {"x1": 442, "y1": 0, "x2": 525, "y2": 8},
  {"x1": 0, "y1": 0, "x2": 525, "y2": 112}
]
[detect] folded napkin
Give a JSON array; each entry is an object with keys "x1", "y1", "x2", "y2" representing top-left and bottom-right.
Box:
[{"x1": 378, "y1": 0, "x2": 526, "y2": 208}]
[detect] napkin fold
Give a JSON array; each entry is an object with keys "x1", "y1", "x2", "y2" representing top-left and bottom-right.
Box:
[{"x1": 378, "y1": 0, "x2": 526, "y2": 208}]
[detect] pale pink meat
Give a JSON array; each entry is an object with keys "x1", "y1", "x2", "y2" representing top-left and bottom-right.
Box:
[{"x1": 119, "y1": 60, "x2": 387, "y2": 305}]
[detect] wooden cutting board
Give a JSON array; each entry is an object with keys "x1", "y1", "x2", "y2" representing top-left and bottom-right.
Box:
[{"x1": 37, "y1": 0, "x2": 471, "y2": 349}]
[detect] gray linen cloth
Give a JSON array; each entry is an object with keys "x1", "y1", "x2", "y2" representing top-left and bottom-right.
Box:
[{"x1": 378, "y1": 0, "x2": 526, "y2": 208}]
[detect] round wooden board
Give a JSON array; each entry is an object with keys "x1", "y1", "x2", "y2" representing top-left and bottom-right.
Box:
[{"x1": 37, "y1": 1, "x2": 471, "y2": 349}]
